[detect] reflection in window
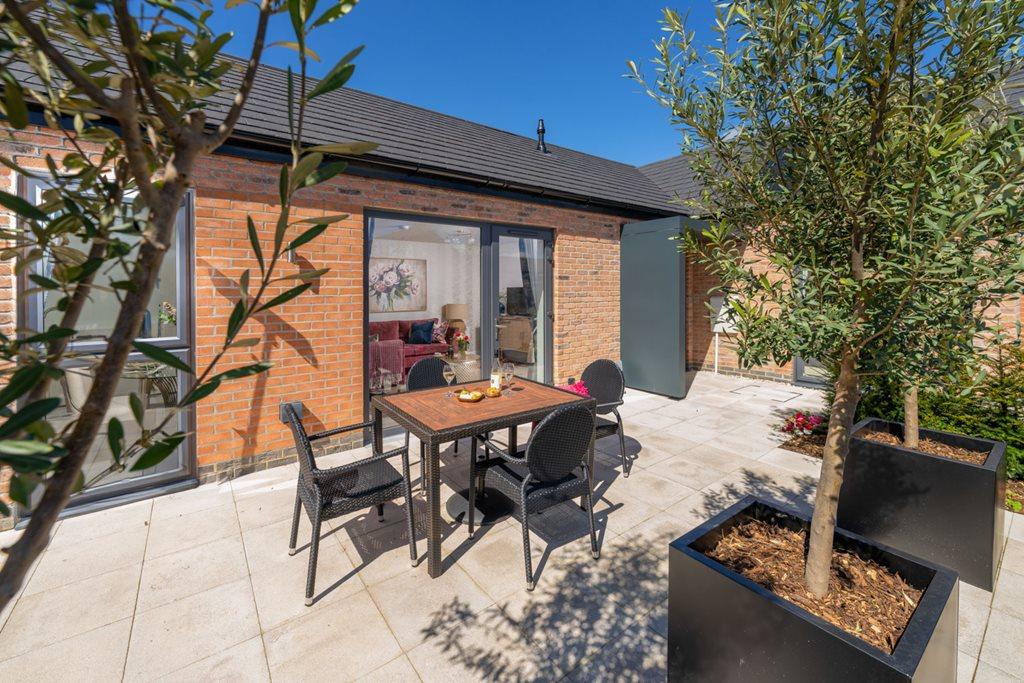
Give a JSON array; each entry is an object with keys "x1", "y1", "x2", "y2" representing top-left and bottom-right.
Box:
[
  {"x1": 27, "y1": 181, "x2": 184, "y2": 344},
  {"x1": 50, "y1": 360, "x2": 181, "y2": 489},
  {"x1": 38, "y1": 223, "x2": 181, "y2": 342}
]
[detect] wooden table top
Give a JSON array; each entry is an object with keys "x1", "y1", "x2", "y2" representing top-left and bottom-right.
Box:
[{"x1": 372, "y1": 378, "x2": 589, "y2": 436}]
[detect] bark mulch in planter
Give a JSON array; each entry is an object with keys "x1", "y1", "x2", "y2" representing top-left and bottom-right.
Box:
[
  {"x1": 782, "y1": 430, "x2": 1023, "y2": 512},
  {"x1": 860, "y1": 429, "x2": 988, "y2": 466},
  {"x1": 705, "y1": 512, "x2": 923, "y2": 654},
  {"x1": 1008, "y1": 479, "x2": 1024, "y2": 510}
]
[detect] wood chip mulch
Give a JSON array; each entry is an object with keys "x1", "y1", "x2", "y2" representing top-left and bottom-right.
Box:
[
  {"x1": 780, "y1": 432, "x2": 827, "y2": 458},
  {"x1": 781, "y1": 431, "x2": 1022, "y2": 511},
  {"x1": 1008, "y1": 480, "x2": 1024, "y2": 511},
  {"x1": 705, "y1": 513, "x2": 923, "y2": 654},
  {"x1": 860, "y1": 430, "x2": 989, "y2": 466}
]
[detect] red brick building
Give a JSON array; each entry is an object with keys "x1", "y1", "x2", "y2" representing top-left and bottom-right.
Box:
[
  {"x1": 3, "y1": 66, "x2": 741, "y2": 521},
  {"x1": 9, "y1": 58, "x2": 1016, "y2": 522}
]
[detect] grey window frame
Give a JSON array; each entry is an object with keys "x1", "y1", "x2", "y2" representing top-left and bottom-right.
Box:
[
  {"x1": 363, "y1": 210, "x2": 555, "y2": 428},
  {"x1": 15, "y1": 177, "x2": 198, "y2": 518},
  {"x1": 19, "y1": 177, "x2": 195, "y2": 354}
]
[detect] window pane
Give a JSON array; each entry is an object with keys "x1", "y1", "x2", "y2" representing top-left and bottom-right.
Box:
[
  {"x1": 497, "y1": 235, "x2": 547, "y2": 382},
  {"x1": 45, "y1": 359, "x2": 183, "y2": 491},
  {"x1": 30, "y1": 182, "x2": 183, "y2": 342},
  {"x1": 368, "y1": 218, "x2": 481, "y2": 393}
]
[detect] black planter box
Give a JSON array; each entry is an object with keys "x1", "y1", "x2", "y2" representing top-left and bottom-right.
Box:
[
  {"x1": 837, "y1": 418, "x2": 1006, "y2": 590},
  {"x1": 668, "y1": 497, "x2": 958, "y2": 682}
]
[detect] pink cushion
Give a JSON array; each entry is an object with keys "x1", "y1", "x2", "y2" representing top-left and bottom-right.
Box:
[
  {"x1": 397, "y1": 318, "x2": 437, "y2": 341},
  {"x1": 369, "y1": 321, "x2": 400, "y2": 341}
]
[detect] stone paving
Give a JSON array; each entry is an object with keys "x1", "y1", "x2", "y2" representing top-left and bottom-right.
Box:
[{"x1": 0, "y1": 371, "x2": 1021, "y2": 681}]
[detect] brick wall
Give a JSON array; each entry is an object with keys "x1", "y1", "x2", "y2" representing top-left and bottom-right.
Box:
[
  {"x1": 175, "y1": 152, "x2": 628, "y2": 478},
  {"x1": 685, "y1": 254, "x2": 794, "y2": 381}
]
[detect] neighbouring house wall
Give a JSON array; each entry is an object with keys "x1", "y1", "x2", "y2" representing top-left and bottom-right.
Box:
[{"x1": 686, "y1": 254, "x2": 793, "y2": 381}]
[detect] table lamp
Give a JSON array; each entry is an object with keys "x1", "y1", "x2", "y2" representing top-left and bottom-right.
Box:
[{"x1": 442, "y1": 303, "x2": 469, "y2": 335}]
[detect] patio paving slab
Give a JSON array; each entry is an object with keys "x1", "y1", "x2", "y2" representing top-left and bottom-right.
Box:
[
  {"x1": 124, "y1": 577, "x2": 260, "y2": 680},
  {"x1": 1, "y1": 371, "x2": 1021, "y2": 682}
]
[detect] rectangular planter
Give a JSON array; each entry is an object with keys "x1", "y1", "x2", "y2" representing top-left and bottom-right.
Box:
[
  {"x1": 668, "y1": 497, "x2": 958, "y2": 682},
  {"x1": 837, "y1": 418, "x2": 1006, "y2": 590}
]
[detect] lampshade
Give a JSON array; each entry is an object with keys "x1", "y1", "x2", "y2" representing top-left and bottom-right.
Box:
[{"x1": 442, "y1": 303, "x2": 469, "y2": 321}]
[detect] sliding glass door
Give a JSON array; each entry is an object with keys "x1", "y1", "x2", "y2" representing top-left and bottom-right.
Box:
[
  {"x1": 488, "y1": 227, "x2": 552, "y2": 383},
  {"x1": 364, "y1": 214, "x2": 553, "y2": 422}
]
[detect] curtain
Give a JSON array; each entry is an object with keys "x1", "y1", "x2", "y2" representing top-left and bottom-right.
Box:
[{"x1": 518, "y1": 238, "x2": 544, "y2": 366}]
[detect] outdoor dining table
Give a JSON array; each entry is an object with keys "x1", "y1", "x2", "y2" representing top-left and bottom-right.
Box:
[{"x1": 371, "y1": 377, "x2": 596, "y2": 578}]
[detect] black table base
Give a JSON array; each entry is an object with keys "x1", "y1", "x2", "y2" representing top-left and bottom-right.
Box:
[{"x1": 445, "y1": 487, "x2": 514, "y2": 526}]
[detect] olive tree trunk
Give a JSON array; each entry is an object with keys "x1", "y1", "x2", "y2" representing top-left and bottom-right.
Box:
[
  {"x1": 0, "y1": 195, "x2": 182, "y2": 611},
  {"x1": 903, "y1": 383, "x2": 920, "y2": 449},
  {"x1": 804, "y1": 351, "x2": 861, "y2": 597}
]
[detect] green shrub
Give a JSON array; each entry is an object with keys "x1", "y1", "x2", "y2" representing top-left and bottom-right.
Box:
[{"x1": 856, "y1": 343, "x2": 1024, "y2": 480}]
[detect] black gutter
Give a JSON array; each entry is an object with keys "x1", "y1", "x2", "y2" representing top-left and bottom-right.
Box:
[
  {"x1": 25, "y1": 108, "x2": 680, "y2": 221},
  {"x1": 218, "y1": 133, "x2": 680, "y2": 220}
]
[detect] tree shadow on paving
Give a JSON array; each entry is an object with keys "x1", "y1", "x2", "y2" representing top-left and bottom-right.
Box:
[
  {"x1": 419, "y1": 521, "x2": 667, "y2": 680},
  {"x1": 691, "y1": 467, "x2": 819, "y2": 520}
]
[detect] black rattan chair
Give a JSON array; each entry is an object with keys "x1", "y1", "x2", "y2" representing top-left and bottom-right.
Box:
[
  {"x1": 581, "y1": 359, "x2": 629, "y2": 476},
  {"x1": 283, "y1": 404, "x2": 417, "y2": 605},
  {"x1": 469, "y1": 403, "x2": 598, "y2": 591},
  {"x1": 406, "y1": 356, "x2": 463, "y2": 462}
]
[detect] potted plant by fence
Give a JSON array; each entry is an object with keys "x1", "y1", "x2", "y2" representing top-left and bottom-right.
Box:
[
  {"x1": 838, "y1": 314, "x2": 1011, "y2": 590},
  {"x1": 632, "y1": 0, "x2": 1024, "y2": 679},
  {"x1": 0, "y1": 0, "x2": 372, "y2": 611}
]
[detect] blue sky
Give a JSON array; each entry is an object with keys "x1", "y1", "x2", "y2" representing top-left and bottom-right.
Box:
[{"x1": 205, "y1": 1, "x2": 721, "y2": 166}]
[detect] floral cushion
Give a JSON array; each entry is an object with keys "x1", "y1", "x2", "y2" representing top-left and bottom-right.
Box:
[{"x1": 432, "y1": 320, "x2": 449, "y2": 344}]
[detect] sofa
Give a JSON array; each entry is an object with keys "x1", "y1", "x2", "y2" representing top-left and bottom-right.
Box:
[{"x1": 369, "y1": 318, "x2": 453, "y2": 379}]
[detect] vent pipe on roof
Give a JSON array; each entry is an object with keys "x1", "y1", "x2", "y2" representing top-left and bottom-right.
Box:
[{"x1": 536, "y1": 118, "x2": 549, "y2": 154}]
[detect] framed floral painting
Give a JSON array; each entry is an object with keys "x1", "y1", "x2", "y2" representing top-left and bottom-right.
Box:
[{"x1": 368, "y1": 258, "x2": 427, "y2": 312}]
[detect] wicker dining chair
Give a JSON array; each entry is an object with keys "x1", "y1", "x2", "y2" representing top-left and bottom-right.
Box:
[
  {"x1": 406, "y1": 356, "x2": 462, "y2": 462},
  {"x1": 282, "y1": 403, "x2": 417, "y2": 605},
  {"x1": 581, "y1": 359, "x2": 629, "y2": 477},
  {"x1": 469, "y1": 403, "x2": 598, "y2": 591}
]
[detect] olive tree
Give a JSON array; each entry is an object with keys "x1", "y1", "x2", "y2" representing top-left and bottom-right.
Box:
[
  {"x1": 631, "y1": 0, "x2": 1024, "y2": 597},
  {"x1": 0, "y1": 0, "x2": 370, "y2": 610}
]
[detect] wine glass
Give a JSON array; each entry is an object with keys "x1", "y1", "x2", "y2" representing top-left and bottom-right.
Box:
[
  {"x1": 442, "y1": 362, "x2": 457, "y2": 397},
  {"x1": 502, "y1": 362, "x2": 515, "y2": 396}
]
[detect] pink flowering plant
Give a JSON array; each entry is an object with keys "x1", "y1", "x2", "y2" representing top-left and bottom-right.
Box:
[
  {"x1": 781, "y1": 411, "x2": 826, "y2": 436},
  {"x1": 369, "y1": 260, "x2": 418, "y2": 311},
  {"x1": 561, "y1": 379, "x2": 590, "y2": 397},
  {"x1": 453, "y1": 331, "x2": 471, "y2": 353}
]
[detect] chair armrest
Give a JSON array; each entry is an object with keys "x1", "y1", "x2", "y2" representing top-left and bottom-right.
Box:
[
  {"x1": 475, "y1": 435, "x2": 524, "y2": 464},
  {"x1": 595, "y1": 401, "x2": 623, "y2": 415},
  {"x1": 307, "y1": 420, "x2": 374, "y2": 442},
  {"x1": 312, "y1": 444, "x2": 409, "y2": 480}
]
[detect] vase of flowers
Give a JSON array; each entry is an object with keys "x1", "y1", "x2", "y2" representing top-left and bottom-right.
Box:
[{"x1": 453, "y1": 331, "x2": 470, "y2": 359}]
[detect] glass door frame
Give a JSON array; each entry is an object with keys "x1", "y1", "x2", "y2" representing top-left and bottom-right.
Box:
[
  {"x1": 483, "y1": 225, "x2": 554, "y2": 384},
  {"x1": 16, "y1": 178, "x2": 198, "y2": 518},
  {"x1": 793, "y1": 356, "x2": 828, "y2": 387},
  {"x1": 362, "y1": 211, "x2": 555, "y2": 426}
]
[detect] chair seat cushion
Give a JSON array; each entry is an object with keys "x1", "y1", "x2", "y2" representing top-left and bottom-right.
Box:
[
  {"x1": 320, "y1": 459, "x2": 404, "y2": 504},
  {"x1": 484, "y1": 458, "x2": 588, "y2": 513}
]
